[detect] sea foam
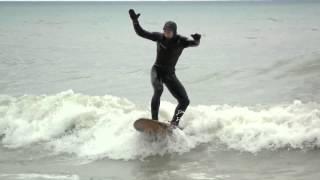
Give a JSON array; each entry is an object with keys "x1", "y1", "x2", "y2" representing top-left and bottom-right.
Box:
[{"x1": 0, "y1": 90, "x2": 319, "y2": 160}]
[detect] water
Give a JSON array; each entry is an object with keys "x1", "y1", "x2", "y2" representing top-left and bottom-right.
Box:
[{"x1": 0, "y1": 1, "x2": 320, "y2": 180}]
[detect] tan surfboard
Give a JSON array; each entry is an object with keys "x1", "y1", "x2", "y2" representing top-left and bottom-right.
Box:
[{"x1": 133, "y1": 118, "x2": 173, "y2": 136}]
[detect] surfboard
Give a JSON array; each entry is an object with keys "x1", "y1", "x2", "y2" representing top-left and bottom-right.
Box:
[{"x1": 133, "y1": 118, "x2": 173, "y2": 136}]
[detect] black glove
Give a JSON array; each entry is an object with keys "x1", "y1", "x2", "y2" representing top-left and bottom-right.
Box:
[
  {"x1": 191, "y1": 33, "x2": 201, "y2": 41},
  {"x1": 129, "y1": 9, "x2": 141, "y2": 21}
]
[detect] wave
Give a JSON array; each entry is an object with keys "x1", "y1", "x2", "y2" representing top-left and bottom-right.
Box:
[{"x1": 0, "y1": 90, "x2": 320, "y2": 160}]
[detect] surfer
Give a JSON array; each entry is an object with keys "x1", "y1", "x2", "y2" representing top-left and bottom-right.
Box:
[{"x1": 129, "y1": 9, "x2": 201, "y2": 128}]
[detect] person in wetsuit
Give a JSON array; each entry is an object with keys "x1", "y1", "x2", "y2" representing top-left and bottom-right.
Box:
[{"x1": 129, "y1": 9, "x2": 201, "y2": 128}]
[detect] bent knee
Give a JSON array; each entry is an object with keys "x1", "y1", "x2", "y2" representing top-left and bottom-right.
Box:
[
  {"x1": 155, "y1": 86, "x2": 163, "y2": 93},
  {"x1": 153, "y1": 86, "x2": 163, "y2": 95},
  {"x1": 179, "y1": 97, "x2": 190, "y2": 106},
  {"x1": 185, "y1": 98, "x2": 190, "y2": 106}
]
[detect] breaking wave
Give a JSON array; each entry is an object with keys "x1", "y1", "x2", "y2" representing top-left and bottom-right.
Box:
[{"x1": 0, "y1": 90, "x2": 319, "y2": 160}]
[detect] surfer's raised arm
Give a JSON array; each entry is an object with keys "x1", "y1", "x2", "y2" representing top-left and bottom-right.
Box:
[
  {"x1": 129, "y1": 9, "x2": 162, "y2": 42},
  {"x1": 180, "y1": 33, "x2": 201, "y2": 48}
]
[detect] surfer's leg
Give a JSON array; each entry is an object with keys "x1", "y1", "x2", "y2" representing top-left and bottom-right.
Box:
[
  {"x1": 151, "y1": 66, "x2": 164, "y2": 120},
  {"x1": 164, "y1": 73, "x2": 190, "y2": 125}
]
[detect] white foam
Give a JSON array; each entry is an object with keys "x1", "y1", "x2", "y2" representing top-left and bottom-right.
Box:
[{"x1": 1, "y1": 90, "x2": 320, "y2": 160}]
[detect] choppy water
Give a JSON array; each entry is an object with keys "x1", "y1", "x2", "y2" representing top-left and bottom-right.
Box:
[{"x1": 1, "y1": 1, "x2": 320, "y2": 180}]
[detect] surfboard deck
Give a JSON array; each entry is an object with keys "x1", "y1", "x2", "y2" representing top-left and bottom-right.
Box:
[{"x1": 133, "y1": 118, "x2": 173, "y2": 136}]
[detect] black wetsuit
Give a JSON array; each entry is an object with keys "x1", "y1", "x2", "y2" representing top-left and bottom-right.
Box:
[{"x1": 131, "y1": 19, "x2": 200, "y2": 125}]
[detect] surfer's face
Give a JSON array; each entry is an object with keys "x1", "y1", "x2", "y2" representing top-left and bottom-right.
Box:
[{"x1": 163, "y1": 29, "x2": 174, "y2": 39}]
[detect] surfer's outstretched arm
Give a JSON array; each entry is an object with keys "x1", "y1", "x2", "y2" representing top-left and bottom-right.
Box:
[
  {"x1": 129, "y1": 9, "x2": 161, "y2": 42},
  {"x1": 181, "y1": 33, "x2": 201, "y2": 48}
]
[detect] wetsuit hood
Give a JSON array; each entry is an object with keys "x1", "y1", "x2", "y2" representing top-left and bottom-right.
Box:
[{"x1": 163, "y1": 21, "x2": 177, "y2": 36}]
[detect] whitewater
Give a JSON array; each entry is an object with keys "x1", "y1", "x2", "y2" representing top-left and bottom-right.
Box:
[{"x1": 1, "y1": 90, "x2": 320, "y2": 160}]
